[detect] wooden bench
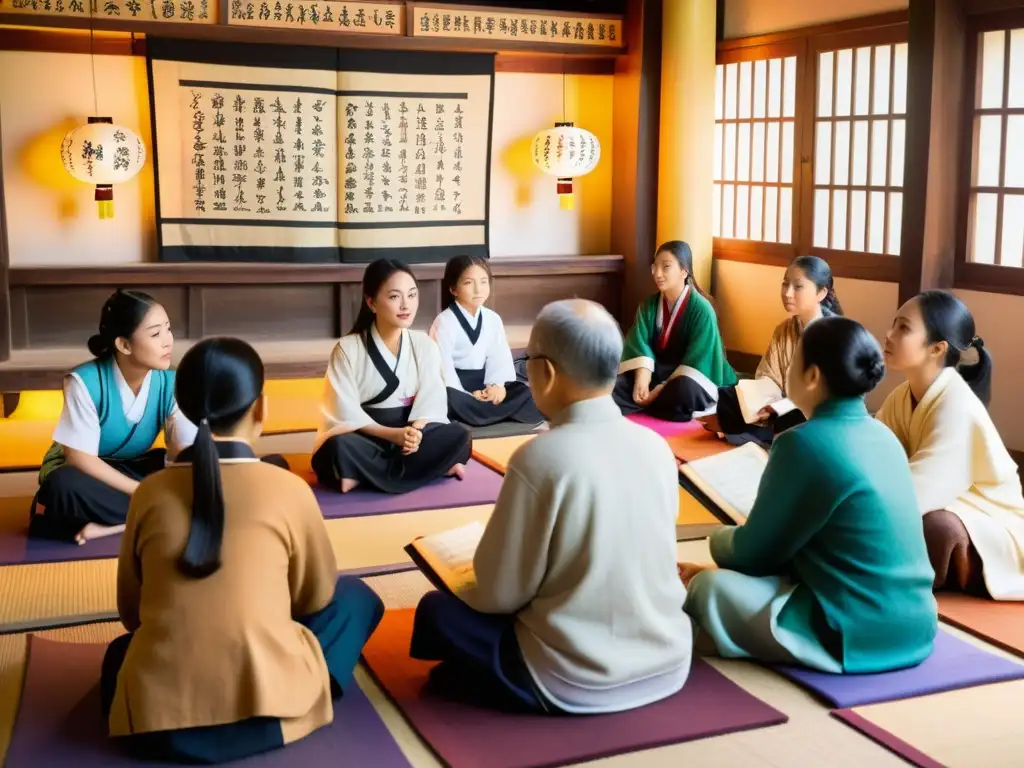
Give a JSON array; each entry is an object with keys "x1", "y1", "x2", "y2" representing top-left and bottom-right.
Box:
[{"x1": 1, "y1": 255, "x2": 622, "y2": 393}]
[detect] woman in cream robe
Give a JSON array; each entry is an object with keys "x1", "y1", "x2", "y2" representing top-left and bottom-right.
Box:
[{"x1": 878, "y1": 291, "x2": 1024, "y2": 601}]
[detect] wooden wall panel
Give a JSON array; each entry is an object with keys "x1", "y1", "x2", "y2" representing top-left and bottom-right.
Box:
[
  {"x1": 490, "y1": 273, "x2": 619, "y2": 325},
  {"x1": 199, "y1": 285, "x2": 337, "y2": 340},
  {"x1": 21, "y1": 286, "x2": 188, "y2": 348}
]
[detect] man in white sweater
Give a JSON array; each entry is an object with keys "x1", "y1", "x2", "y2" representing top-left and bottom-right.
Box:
[{"x1": 410, "y1": 299, "x2": 692, "y2": 714}]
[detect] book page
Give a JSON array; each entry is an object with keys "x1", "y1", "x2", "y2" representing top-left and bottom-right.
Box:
[
  {"x1": 736, "y1": 378, "x2": 784, "y2": 424},
  {"x1": 409, "y1": 521, "x2": 484, "y2": 594},
  {"x1": 769, "y1": 398, "x2": 797, "y2": 417},
  {"x1": 680, "y1": 442, "x2": 769, "y2": 524}
]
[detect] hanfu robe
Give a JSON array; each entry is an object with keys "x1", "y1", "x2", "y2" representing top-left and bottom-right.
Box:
[
  {"x1": 715, "y1": 314, "x2": 811, "y2": 446},
  {"x1": 430, "y1": 303, "x2": 544, "y2": 427},
  {"x1": 876, "y1": 368, "x2": 1024, "y2": 600},
  {"x1": 311, "y1": 326, "x2": 472, "y2": 494},
  {"x1": 612, "y1": 288, "x2": 737, "y2": 421},
  {"x1": 31, "y1": 357, "x2": 197, "y2": 542},
  {"x1": 686, "y1": 398, "x2": 937, "y2": 673}
]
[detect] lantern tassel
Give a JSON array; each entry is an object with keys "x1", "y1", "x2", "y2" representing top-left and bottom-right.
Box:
[
  {"x1": 95, "y1": 184, "x2": 114, "y2": 220},
  {"x1": 557, "y1": 177, "x2": 574, "y2": 210}
]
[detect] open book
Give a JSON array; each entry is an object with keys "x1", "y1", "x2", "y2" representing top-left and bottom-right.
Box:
[
  {"x1": 735, "y1": 378, "x2": 798, "y2": 425},
  {"x1": 679, "y1": 442, "x2": 769, "y2": 525},
  {"x1": 404, "y1": 521, "x2": 484, "y2": 596}
]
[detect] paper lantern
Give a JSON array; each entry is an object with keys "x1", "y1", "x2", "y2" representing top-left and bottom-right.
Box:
[
  {"x1": 531, "y1": 122, "x2": 601, "y2": 210},
  {"x1": 61, "y1": 117, "x2": 146, "y2": 219}
]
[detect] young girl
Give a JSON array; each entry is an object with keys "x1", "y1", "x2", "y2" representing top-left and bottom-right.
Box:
[
  {"x1": 312, "y1": 259, "x2": 473, "y2": 494},
  {"x1": 429, "y1": 255, "x2": 544, "y2": 428},
  {"x1": 101, "y1": 338, "x2": 383, "y2": 764},
  {"x1": 612, "y1": 240, "x2": 737, "y2": 421},
  {"x1": 702, "y1": 256, "x2": 843, "y2": 446},
  {"x1": 681, "y1": 316, "x2": 937, "y2": 673},
  {"x1": 877, "y1": 291, "x2": 1024, "y2": 601},
  {"x1": 32, "y1": 290, "x2": 197, "y2": 544}
]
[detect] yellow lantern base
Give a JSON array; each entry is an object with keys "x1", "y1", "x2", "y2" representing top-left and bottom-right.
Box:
[
  {"x1": 559, "y1": 193, "x2": 575, "y2": 211},
  {"x1": 97, "y1": 200, "x2": 114, "y2": 219}
]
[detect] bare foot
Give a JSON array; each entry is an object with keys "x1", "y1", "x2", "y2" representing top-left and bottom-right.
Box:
[
  {"x1": 446, "y1": 463, "x2": 466, "y2": 481},
  {"x1": 75, "y1": 522, "x2": 126, "y2": 545},
  {"x1": 340, "y1": 478, "x2": 361, "y2": 493},
  {"x1": 533, "y1": 422, "x2": 550, "y2": 432}
]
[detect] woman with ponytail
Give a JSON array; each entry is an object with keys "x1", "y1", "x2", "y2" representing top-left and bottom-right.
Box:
[
  {"x1": 681, "y1": 316, "x2": 937, "y2": 674},
  {"x1": 701, "y1": 255, "x2": 843, "y2": 447},
  {"x1": 613, "y1": 240, "x2": 737, "y2": 421},
  {"x1": 312, "y1": 258, "x2": 472, "y2": 494},
  {"x1": 101, "y1": 338, "x2": 383, "y2": 763},
  {"x1": 878, "y1": 290, "x2": 1024, "y2": 601},
  {"x1": 32, "y1": 290, "x2": 197, "y2": 544}
]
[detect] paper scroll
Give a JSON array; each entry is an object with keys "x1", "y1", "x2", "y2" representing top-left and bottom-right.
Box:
[
  {"x1": 410, "y1": 4, "x2": 622, "y2": 48},
  {"x1": 148, "y1": 39, "x2": 493, "y2": 263},
  {"x1": 0, "y1": 0, "x2": 216, "y2": 22}
]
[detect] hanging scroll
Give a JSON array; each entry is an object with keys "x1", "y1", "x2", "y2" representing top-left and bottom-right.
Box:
[
  {"x1": 0, "y1": 0, "x2": 217, "y2": 23},
  {"x1": 147, "y1": 39, "x2": 493, "y2": 263}
]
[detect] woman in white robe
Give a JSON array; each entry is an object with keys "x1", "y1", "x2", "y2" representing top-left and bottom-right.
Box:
[
  {"x1": 878, "y1": 290, "x2": 1024, "y2": 600},
  {"x1": 311, "y1": 260, "x2": 472, "y2": 495},
  {"x1": 430, "y1": 255, "x2": 544, "y2": 427}
]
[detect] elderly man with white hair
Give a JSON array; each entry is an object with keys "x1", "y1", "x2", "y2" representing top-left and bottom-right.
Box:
[{"x1": 410, "y1": 299, "x2": 692, "y2": 714}]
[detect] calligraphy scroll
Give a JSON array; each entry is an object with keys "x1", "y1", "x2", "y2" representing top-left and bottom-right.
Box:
[
  {"x1": 410, "y1": 4, "x2": 622, "y2": 49},
  {"x1": 147, "y1": 39, "x2": 493, "y2": 263},
  {"x1": 0, "y1": 0, "x2": 217, "y2": 23},
  {"x1": 227, "y1": 0, "x2": 403, "y2": 34}
]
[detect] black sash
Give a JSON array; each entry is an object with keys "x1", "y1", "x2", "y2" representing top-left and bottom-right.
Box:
[
  {"x1": 176, "y1": 440, "x2": 257, "y2": 463},
  {"x1": 363, "y1": 332, "x2": 404, "y2": 407},
  {"x1": 449, "y1": 304, "x2": 483, "y2": 346},
  {"x1": 456, "y1": 368, "x2": 486, "y2": 392}
]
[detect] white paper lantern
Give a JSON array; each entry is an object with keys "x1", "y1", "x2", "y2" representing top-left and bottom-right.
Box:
[
  {"x1": 61, "y1": 117, "x2": 146, "y2": 219},
  {"x1": 531, "y1": 122, "x2": 600, "y2": 210}
]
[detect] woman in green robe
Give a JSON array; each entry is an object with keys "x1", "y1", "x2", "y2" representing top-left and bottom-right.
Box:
[
  {"x1": 680, "y1": 316, "x2": 937, "y2": 674},
  {"x1": 612, "y1": 241, "x2": 737, "y2": 422}
]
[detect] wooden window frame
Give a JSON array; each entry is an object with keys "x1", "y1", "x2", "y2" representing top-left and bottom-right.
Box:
[
  {"x1": 954, "y1": 9, "x2": 1024, "y2": 296},
  {"x1": 714, "y1": 12, "x2": 908, "y2": 282}
]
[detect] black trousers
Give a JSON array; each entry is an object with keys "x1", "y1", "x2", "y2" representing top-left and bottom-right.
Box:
[
  {"x1": 31, "y1": 452, "x2": 291, "y2": 543},
  {"x1": 611, "y1": 369, "x2": 717, "y2": 422},
  {"x1": 311, "y1": 422, "x2": 472, "y2": 495},
  {"x1": 447, "y1": 368, "x2": 544, "y2": 427},
  {"x1": 714, "y1": 385, "x2": 805, "y2": 448}
]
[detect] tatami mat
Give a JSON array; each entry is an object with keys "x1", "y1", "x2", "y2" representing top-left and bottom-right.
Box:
[{"x1": 0, "y1": 505, "x2": 495, "y2": 633}]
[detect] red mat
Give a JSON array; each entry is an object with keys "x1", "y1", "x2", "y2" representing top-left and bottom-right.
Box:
[
  {"x1": 937, "y1": 592, "x2": 1024, "y2": 658},
  {"x1": 665, "y1": 424, "x2": 734, "y2": 462},
  {"x1": 361, "y1": 610, "x2": 787, "y2": 768}
]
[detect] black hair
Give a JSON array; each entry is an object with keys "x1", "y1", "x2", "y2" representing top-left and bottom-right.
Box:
[
  {"x1": 441, "y1": 255, "x2": 492, "y2": 310},
  {"x1": 348, "y1": 259, "x2": 418, "y2": 341},
  {"x1": 791, "y1": 256, "x2": 844, "y2": 316},
  {"x1": 653, "y1": 240, "x2": 713, "y2": 304},
  {"x1": 87, "y1": 289, "x2": 161, "y2": 359},
  {"x1": 174, "y1": 338, "x2": 265, "y2": 579},
  {"x1": 801, "y1": 315, "x2": 885, "y2": 398},
  {"x1": 915, "y1": 290, "x2": 992, "y2": 406}
]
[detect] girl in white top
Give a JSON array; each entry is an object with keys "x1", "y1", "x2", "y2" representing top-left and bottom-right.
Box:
[
  {"x1": 877, "y1": 290, "x2": 1024, "y2": 600},
  {"x1": 430, "y1": 256, "x2": 544, "y2": 428},
  {"x1": 311, "y1": 259, "x2": 472, "y2": 495},
  {"x1": 33, "y1": 290, "x2": 197, "y2": 544}
]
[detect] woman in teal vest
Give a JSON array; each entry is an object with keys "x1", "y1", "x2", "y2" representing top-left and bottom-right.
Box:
[
  {"x1": 680, "y1": 316, "x2": 938, "y2": 673},
  {"x1": 612, "y1": 241, "x2": 737, "y2": 421},
  {"x1": 32, "y1": 290, "x2": 197, "y2": 545}
]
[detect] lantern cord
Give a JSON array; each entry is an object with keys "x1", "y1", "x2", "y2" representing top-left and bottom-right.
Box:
[
  {"x1": 89, "y1": 24, "x2": 99, "y2": 115},
  {"x1": 561, "y1": 59, "x2": 566, "y2": 122}
]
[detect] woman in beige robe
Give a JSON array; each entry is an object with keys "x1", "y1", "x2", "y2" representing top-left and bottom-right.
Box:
[
  {"x1": 701, "y1": 256, "x2": 842, "y2": 447},
  {"x1": 878, "y1": 290, "x2": 1024, "y2": 601}
]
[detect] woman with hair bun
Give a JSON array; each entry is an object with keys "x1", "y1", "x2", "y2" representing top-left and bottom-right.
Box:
[
  {"x1": 680, "y1": 316, "x2": 937, "y2": 673},
  {"x1": 102, "y1": 337, "x2": 383, "y2": 763},
  {"x1": 878, "y1": 290, "x2": 1024, "y2": 600},
  {"x1": 701, "y1": 255, "x2": 843, "y2": 446},
  {"x1": 33, "y1": 290, "x2": 197, "y2": 544}
]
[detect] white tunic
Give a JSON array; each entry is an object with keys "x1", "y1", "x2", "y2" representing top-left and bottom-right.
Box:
[
  {"x1": 462, "y1": 395, "x2": 691, "y2": 713},
  {"x1": 877, "y1": 367, "x2": 1024, "y2": 600},
  {"x1": 429, "y1": 304, "x2": 517, "y2": 392},
  {"x1": 52, "y1": 366, "x2": 197, "y2": 460},
  {"x1": 314, "y1": 326, "x2": 450, "y2": 452}
]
